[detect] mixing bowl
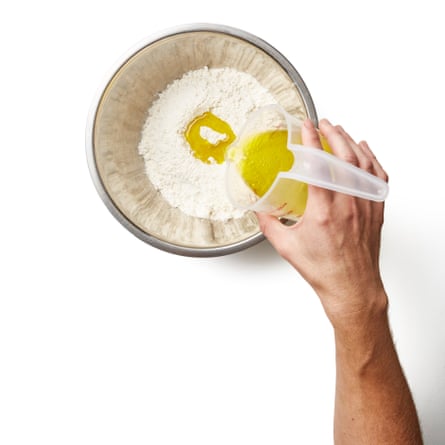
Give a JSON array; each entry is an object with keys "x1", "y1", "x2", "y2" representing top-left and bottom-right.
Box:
[{"x1": 86, "y1": 23, "x2": 318, "y2": 257}]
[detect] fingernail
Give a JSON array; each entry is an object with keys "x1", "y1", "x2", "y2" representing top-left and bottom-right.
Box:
[{"x1": 320, "y1": 118, "x2": 332, "y2": 126}]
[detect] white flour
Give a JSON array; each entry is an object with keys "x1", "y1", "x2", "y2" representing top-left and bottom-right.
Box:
[{"x1": 138, "y1": 67, "x2": 277, "y2": 220}]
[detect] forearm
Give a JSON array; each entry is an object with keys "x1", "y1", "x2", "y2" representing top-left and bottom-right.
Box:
[
  {"x1": 332, "y1": 295, "x2": 423, "y2": 444},
  {"x1": 257, "y1": 117, "x2": 418, "y2": 442}
]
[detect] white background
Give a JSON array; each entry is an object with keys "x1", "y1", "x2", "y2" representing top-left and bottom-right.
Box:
[{"x1": 1, "y1": 1, "x2": 444, "y2": 444}]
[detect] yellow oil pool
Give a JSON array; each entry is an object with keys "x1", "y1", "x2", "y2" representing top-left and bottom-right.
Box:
[{"x1": 185, "y1": 112, "x2": 235, "y2": 164}]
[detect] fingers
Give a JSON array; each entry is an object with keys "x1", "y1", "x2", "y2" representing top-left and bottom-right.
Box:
[
  {"x1": 358, "y1": 140, "x2": 389, "y2": 182},
  {"x1": 319, "y1": 119, "x2": 387, "y2": 181},
  {"x1": 319, "y1": 119, "x2": 360, "y2": 167},
  {"x1": 302, "y1": 118, "x2": 333, "y2": 204},
  {"x1": 302, "y1": 118, "x2": 323, "y2": 149}
]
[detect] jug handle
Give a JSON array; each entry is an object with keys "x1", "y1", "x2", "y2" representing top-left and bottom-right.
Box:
[{"x1": 281, "y1": 145, "x2": 389, "y2": 202}]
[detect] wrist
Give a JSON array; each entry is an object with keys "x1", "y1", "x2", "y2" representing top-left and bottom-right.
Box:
[
  {"x1": 320, "y1": 285, "x2": 389, "y2": 335},
  {"x1": 332, "y1": 290, "x2": 393, "y2": 373}
]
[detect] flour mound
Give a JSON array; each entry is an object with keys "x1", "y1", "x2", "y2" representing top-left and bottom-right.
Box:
[{"x1": 138, "y1": 67, "x2": 277, "y2": 220}]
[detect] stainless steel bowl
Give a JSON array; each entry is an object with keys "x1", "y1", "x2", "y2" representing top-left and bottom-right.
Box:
[{"x1": 86, "y1": 23, "x2": 317, "y2": 257}]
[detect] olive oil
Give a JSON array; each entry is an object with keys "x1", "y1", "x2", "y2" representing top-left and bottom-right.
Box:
[
  {"x1": 227, "y1": 127, "x2": 332, "y2": 217},
  {"x1": 232, "y1": 130, "x2": 294, "y2": 197},
  {"x1": 185, "y1": 112, "x2": 235, "y2": 164}
]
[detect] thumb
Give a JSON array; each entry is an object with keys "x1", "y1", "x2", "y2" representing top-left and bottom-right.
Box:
[{"x1": 256, "y1": 212, "x2": 291, "y2": 253}]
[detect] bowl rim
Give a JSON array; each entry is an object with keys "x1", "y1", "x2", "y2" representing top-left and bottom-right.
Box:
[{"x1": 85, "y1": 22, "x2": 318, "y2": 257}]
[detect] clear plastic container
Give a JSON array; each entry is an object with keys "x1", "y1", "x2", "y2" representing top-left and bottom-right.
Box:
[{"x1": 226, "y1": 105, "x2": 389, "y2": 220}]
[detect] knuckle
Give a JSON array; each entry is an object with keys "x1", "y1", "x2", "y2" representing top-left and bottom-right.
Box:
[
  {"x1": 342, "y1": 153, "x2": 359, "y2": 166},
  {"x1": 314, "y1": 207, "x2": 332, "y2": 226},
  {"x1": 360, "y1": 157, "x2": 374, "y2": 172}
]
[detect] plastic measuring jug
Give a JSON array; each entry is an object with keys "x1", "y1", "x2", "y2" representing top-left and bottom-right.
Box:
[{"x1": 226, "y1": 105, "x2": 389, "y2": 220}]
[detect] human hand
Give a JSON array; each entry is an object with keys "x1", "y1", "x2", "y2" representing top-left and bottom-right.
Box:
[{"x1": 256, "y1": 118, "x2": 389, "y2": 330}]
